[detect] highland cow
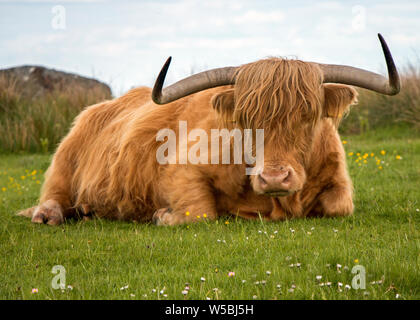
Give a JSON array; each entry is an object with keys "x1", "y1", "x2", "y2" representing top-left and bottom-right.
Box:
[{"x1": 18, "y1": 34, "x2": 400, "y2": 226}]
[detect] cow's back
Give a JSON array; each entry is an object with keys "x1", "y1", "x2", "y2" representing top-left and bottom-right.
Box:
[{"x1": 68, "y1": 87, "x2": 152, "y2": 144}]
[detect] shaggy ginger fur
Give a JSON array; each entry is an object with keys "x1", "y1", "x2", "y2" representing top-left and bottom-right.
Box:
[{"x1": 18, "y1": 58, "x2": 358, "y2": 225}]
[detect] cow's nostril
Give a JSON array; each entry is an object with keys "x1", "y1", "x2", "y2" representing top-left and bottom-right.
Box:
[
  {"x1": 282, "y1": 170, "x2": 291, "y2": 183},
  {"x1": 258, "y1": 174, "x2": 268, "y2": 186}
]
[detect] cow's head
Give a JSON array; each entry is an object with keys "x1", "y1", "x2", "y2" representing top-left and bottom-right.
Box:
[
  {"x1": 152, "y1": 34, "x2": 400, "y2": 197},
  {"x1": 211, "y1": 59, "x2": 359, "y2": 196}
]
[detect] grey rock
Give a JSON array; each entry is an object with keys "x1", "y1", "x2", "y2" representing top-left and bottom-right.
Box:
[{"x1": 0, "y1": 65, "x2": 112, "y2": 100}]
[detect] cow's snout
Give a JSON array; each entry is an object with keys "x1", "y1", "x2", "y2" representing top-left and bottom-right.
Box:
[{"x1": 256, "y1": 166, "x2": 296, "y2": 196}]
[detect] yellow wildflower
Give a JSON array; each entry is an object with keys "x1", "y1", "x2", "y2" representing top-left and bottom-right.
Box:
[
  {"x1": 396, "y1": 155, "x2": 402, "y2": 160},
  {"x1": 348, "y1": 152, "x2": 354, "y2": 156},
  {"x1": 381, "y1": 150, "x2": 386, "y2": 155},
  {"x1": 185, "y1": 211, "x2": 190, "y2": 216}
]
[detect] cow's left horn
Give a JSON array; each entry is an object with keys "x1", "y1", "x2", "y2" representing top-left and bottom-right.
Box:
[
  {"x1": 318, "y1": 33, "x2": 401, "y2": 95},
  {"x1": 152, "y1": 57, "x2": 237, "y2": 104}
]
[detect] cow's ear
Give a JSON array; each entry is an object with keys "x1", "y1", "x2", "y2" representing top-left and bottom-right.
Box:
[
  {"x1": 211, "y1": 88, "x2": 235, "y2": 117},
  {"x1": 323, "y1": 84, "x2": 358, "y2": 120}
]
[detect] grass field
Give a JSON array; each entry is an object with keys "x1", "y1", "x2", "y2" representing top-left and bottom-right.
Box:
[{"x1": 0, "y1": 126, "x2": 419, "y2": 300}]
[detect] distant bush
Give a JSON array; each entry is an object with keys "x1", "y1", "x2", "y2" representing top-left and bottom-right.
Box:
[
  {"x1": 340, "y1": 62, "x2": 420, "y2": 134},
  {"x1": 0, "y1": 75, "x2": 111, "y2": 153}
]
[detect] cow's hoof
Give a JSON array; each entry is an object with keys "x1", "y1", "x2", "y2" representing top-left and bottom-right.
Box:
[
  {"x1": 152, "y1": 207, "x2": 174, "y2": 226},
  {"x1": 320, "y1": 189, "x2": 354, "y2": 217},
  {"x1": 31, "y1": 200, "x2": 64, "y2": 226}
]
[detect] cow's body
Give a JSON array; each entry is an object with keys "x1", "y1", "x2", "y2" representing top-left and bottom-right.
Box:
[{"x1": 19, "y1": 65, "x2": 354, "y2": 226}]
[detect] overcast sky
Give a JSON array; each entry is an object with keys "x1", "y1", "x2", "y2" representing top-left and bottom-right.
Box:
[{"x1": 1, "y1": 0, "x2": 419, "y2": 96}]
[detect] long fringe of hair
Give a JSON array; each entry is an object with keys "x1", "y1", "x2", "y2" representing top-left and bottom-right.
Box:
[{"x1": 232, "y1": 58, "x2": 324, "y2": 135}]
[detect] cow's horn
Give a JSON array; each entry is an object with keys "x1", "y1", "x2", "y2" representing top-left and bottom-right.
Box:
[
  {"x1": 318, "y1": 33, "x2": 400, "y2": 95},
  {"x1": 152, "y1": 57, "x2": 237, "y2": 104},
  {"x1": 152, "y1": 34, "x2": 400, "y2": 104}
]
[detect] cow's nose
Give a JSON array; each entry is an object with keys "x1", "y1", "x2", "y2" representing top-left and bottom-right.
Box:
[{"x1": 258, "y1": 166, "x2": 294, "y2": 194}]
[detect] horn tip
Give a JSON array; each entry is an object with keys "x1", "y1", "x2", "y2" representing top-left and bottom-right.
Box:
[
  {"x1": 152, "y1": 56, "x2": 174, "y2": 104},
  {"x1": 377, "y1": 33, "x2": 385, "y2": 43},
  {"x1": 162, "y1": 56, "x2": 172, "y2": 71},
  {"x1": 377, "y1": 33, "x2": 401, "y2": 95}
]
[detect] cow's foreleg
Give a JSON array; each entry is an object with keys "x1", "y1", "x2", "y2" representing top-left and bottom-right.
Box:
[
  {"x1": 26, "y1": 155, "x2": 75, "y2": 225},
  {"x1": 30, "y1": 199, "x2": 66, "y2": 225},
  {"x1": 318, "y1": 184, "x2": 353, "y2": 217},
  {"x1": 153, "y1": 168, "x2": 218, "y2": 226},
  {"x1": 302, "y1": 150, "x2": 354, "y2": 218}
]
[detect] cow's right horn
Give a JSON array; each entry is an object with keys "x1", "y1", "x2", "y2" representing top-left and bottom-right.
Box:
[
  {"x1": 152, "y1": 57, "x2": 237, "y2": 105},
  {"x1": 318, "y1": 33, "x2": 401, "y2": 95}
]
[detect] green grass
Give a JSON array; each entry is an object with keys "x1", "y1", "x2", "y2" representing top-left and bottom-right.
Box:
[{"x1": 0, "y1": 128, "x2": 419, "y2": 300}]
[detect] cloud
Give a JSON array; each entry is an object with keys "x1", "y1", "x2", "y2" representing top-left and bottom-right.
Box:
[
  {"x1": 232, "y1": 10, "x2": 284, "y2": 24},
  {"x1": 390, "y1": 34, "x2": 420, "y2": 46},
  {"x1": 201, "y1": 0, "x2": 243, "y2": 10},
  {"x1": 151, "y1": 37, "x2": 264, "y2": 50},
  {"x1": 1, "y1": 0, "x2": 419, "y2": 95}
]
